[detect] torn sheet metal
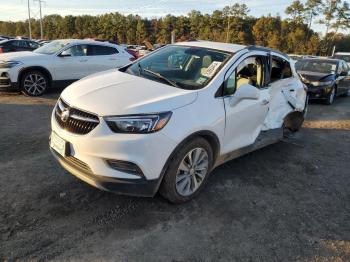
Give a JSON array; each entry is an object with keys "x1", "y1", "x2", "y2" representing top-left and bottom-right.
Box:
[{"x1": 262, "y1": 80, "x2": 306, "y2": 131}]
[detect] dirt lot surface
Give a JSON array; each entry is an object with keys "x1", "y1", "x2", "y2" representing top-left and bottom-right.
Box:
[{"x1": 0, "y1": 90, "x2": 349, "y2": 262}]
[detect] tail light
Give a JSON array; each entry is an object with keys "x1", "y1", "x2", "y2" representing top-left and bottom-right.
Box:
[{"x1": 0, "y1": 47, "x2": 3, "y2": 53}]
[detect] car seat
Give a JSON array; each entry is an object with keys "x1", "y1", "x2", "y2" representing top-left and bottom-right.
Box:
[{"x1": 237, "y1": 66, "x2": 253, "y2": 89}]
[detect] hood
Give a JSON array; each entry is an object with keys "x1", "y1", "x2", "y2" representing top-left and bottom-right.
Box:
[
  {"x1": 61, "y1": 70, "x2": 198, "y2": 116},
  {"x1": 298, "y1": 71, "x2": 335, "y2": 82},
  {"x1": 0, "y1": 51, "x2": 48, "y2": 62}
]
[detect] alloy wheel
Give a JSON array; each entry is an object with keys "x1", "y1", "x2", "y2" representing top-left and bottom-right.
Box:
[
  {"x1": 175, "y1": 147, "x2": 209, "y2": 196},
  {"x1": 23, "y1": 73, "x2": 47, "y2": 96}
]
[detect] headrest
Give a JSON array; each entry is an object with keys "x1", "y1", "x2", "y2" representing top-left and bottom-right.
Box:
[{"x1": 202, "y1": 56, "x2": 212, "y2": 68}]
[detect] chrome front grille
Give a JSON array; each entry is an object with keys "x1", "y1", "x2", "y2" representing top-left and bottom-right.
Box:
[{"x1": 55, "y1": 98, "x2": 99, "y2": 135}]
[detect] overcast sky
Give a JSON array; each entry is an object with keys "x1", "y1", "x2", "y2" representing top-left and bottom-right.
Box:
[{"x1": 0, "y1": 0, "x2": 324, "y2": 32}]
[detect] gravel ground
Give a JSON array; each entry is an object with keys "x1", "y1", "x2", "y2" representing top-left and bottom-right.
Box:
[{"x1": 0, "y1": 91, "x2": 349, "y2": 262}]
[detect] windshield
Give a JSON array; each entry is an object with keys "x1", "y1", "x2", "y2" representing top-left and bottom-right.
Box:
[
  {"x1": 296, "y1": 60, "x2": 338, "y2": 74},
  {"x1": 334, "y1": 55, "x2": 350, "y2": 63},
  {"x1": 125, "y1": 45, "x2": 232, "y2": 89},
  {"x1": 34, "y1": 40, "x2": 70, "y2": 55}
]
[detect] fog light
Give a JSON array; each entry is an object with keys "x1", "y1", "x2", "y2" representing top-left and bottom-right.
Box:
[{"x1": 106, "y1": 159, "x2": 144, "y2": 176}]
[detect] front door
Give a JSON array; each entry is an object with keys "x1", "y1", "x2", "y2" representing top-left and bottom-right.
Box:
[
  {"x1": 222, "y1": 54, "x2": 270, "y2": 154},
  {"x1": 53, "y1": 44, "x2": 92, "y2": 81}
]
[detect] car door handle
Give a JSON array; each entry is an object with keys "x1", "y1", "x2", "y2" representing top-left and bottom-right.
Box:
[
  {"x1": 261, "y1": 99, "x2": 270, "y2": 105},
  {"x1": 79, "y1": 59, "x2": 88, "y2": 62},
  {"x1": 109, "y1": 58, "x2": 117, "y2": 61}
]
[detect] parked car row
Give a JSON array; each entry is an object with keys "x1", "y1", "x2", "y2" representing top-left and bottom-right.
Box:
[
  {"x1": 1, "y1": 38, "x2": 349, "y2": 106},
  {"x1": 1, "y1": 37, "x2": 348, "y2": 203},
  {"x1": 121, "y1": 41, "x2": 165, "y2": 59}
]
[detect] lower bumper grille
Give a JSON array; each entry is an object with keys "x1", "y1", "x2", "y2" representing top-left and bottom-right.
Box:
[
  {"x1": 52, "y1": 149, "x2": 93, "y2": 175},
  {"x1": 0, "y1": 76, "x2": 11, "y2": 87}
]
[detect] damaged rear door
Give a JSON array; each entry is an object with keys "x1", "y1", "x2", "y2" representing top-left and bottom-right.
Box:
[{"x1": 263, "y1": 54, "x2": 307, "y2": 131}]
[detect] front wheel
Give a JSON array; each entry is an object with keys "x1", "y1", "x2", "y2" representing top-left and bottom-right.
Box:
[
  {"x1": 159, "y1": 138, "x2": 214, "y2": 204},
  {"x1": 325, "y1": 86, "x2": 336, "y2": 105},
  {"x1": 21, "y1": 71, "x2": 49, "y2": 96}
]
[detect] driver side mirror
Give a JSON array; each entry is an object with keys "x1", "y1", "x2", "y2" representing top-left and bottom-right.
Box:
[
  {"x1": 59, "y1": 50, "x2": 71, "y2": 57},
  {"x1": 229, "y1": 84, "x2": 260, "y2": 107}
]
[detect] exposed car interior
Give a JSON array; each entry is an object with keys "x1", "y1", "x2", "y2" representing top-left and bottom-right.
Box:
[
  {"x1": 236, "y1": 56, "x2": 264, "y2": 89},
  {"x1": 271, "y1": 56, "x2": 293, "y2": 82},
  {"x1": 125, "y1": 45, "x2": 232, "y2": 89},
  {"x1": 224, "y1": 56, "x2": 264, "y2": 96}
]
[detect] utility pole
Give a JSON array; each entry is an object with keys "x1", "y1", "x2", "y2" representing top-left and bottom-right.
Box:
[
  {"x1": 171, "y1": 31, "x2": 176, "y2": 44},
  {"x1": 27, "y1": 0, "x2": 32, "y2": 39},
  {"x1": 225, "y1": 5, "x2": 233, "y2": 43},
  {"x1": 226, "y1": 16, "x2": 231, "y2": 43},
  {"x1": 37, "y1": 0, "x2": 44, "y2": 39}
]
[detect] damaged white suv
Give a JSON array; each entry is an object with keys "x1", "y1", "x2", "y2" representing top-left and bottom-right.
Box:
[{"x1": 50, "y1": 41, "x2": 307, "y2": 203}]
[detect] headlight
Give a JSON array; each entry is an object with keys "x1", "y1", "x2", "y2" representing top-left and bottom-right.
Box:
[
  {"x1": 0, "y1": 60, "x2": 23, "y2": 68},
  {"x1": 105, "y1": 112, "x2": 172, "y2": 134},
  {"x1": 311, "y1": 81, "x2": 333, "y2": 87}
]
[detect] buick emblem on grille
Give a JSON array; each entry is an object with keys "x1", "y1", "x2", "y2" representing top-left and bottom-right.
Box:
[{"x1": 61, "y1": 108, "x2": 70, "y2": 123}]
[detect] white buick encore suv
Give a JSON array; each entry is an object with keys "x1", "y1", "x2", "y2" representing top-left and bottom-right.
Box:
[{"x1": 50, "y1": 41, "x2": 307, "y2": 203}]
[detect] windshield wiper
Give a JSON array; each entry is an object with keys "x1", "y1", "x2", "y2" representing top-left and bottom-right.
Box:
[{"x1": 143, "y1": 68, "x2": 179, "y2": 88}]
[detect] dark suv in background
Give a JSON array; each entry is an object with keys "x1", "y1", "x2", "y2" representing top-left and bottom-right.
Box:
[
  {"x1": 0, "y1": 39, "x2": 40, "y2": 53},
  {"x1": 296, "y1": 58, "x2": 350, "y2": 105}
]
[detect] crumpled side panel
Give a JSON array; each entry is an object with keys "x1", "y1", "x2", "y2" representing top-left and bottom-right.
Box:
[{"x1": 262, "y1": 81, "x2": 306, "y2": 131}]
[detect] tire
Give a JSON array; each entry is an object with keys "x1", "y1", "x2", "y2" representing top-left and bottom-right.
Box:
[
  {"x1": 159, "y1": 137, "x2": 214, "y2": 204},
  {"x1": 21, "y1": 70, "x2": 49, "y2": 96},
  {"x1": 283, "y1": 111, "x2": 305, "y2": 135},
  {"x1": 325, "y1": 86, "x2": 336, "y2": 105}
]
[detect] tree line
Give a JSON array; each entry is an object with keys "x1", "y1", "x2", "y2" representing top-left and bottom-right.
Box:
[{"x1": 0, "y1": 0, "x2": 349, "y2": 55}]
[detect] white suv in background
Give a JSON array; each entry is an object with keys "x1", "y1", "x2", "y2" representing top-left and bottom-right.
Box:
[
  {"x1": 0, "y1": 39, "x2": 134, "y2": 96},
  {"x1": 50, "y1": 41, "x2": 307, "y2": 203}
]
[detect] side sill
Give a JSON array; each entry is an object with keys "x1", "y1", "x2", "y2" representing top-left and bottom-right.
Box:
[{"x1": 215, "y1": 127, "x2": 283, "y2": 167}]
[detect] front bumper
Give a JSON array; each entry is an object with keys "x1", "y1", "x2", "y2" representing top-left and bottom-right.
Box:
[
  {"x1": 50, "y1": 148, "x2": 160, "y2": 197},
  {"x1": 0, "y1": 68, "x2": 19, "y2": 90},
  {"x1": 50, "y1": 109, "x2": 177, "y2": 196},
  {"x1": 307, "y1": 84, "x2": 333, "y2": 100}
]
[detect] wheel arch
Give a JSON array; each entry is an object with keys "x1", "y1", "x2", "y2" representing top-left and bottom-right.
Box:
[
  {"x1": 283, "y1": 111, "x2": 305, "y2": 132},
  {"x1": 18, "y1": 66, "x2": 53, "y2": 87},
  {"x1": 174, "y1": 130, "x2": 220, "y2": 165},
  {"x1": 154, "y1": 130, "x2": 221, "y2": 194}
]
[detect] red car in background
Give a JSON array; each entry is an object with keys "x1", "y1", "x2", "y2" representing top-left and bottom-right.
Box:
[{"x1": 125, "y1": 49, "x2": 139, "y2": 61}]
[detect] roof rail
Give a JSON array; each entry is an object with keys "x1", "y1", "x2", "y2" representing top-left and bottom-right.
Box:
[{"x1": 245, "y1": 45, "x2": 289, "y2": 59}]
